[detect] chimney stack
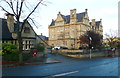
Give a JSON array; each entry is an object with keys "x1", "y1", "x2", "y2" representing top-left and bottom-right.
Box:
[
  {"x1": 70, "y1": 9, "x2": 76, "y2": 18},
  {"x1": 91, "y1": 19, "x2": 96, "y2": 26},
  {"x1": 41, "y1": 33, "x2": 43, "y2": 36},
  {"x1": 6, "y1": 13, "x2": 14, "y2": 32},
  {"x1": 57, "y1": 11, "x2": 61, "y2": 17},
  {"x1": 70, "y1": 9, "x2": 76, "y2": 15}
]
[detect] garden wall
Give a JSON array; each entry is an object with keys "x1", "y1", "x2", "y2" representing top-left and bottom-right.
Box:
[{"x1": 59, "y1": 49, "x2": 118, "y2": 59}]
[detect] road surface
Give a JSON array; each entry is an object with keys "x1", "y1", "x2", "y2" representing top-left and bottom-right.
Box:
[{"x1": 2, "y1": 54, "x2": 119, "y2": 77}]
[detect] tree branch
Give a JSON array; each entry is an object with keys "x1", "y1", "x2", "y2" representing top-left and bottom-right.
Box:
[
  {"x1": 29, "y1": 17, "x2": 38, "y2": 29},
  {"x1": 10, "y1": 1, "x2": 17, "y2": 17},
  {"x1": 4, "y1": 0, "x2": 12, "y2": 8},
  {"x1": 18, "y1": 0, "x2": 24, "y2": 18},
  {"x1": 24, "y1": 1, "x2": 31, "y2": 13},
  {"x1": 20, "y1": 0, "x2": 44, "y2": 32},
  {"x1": 41, "y1": 2, "x2": 47, "y2": 6},
  {"x1": 3, "y1": 0, "x2": 17, "y2": 16},
  {"x1": 16, "y1": 0, "x2": 19, "y2": 15},
  {"x1": 0, "y1": 6, "x2": 10, "y2": 14}
]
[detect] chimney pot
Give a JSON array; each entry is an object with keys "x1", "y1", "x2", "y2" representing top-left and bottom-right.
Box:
[
  {"x1": 85, "y1": 9, "x2": 88, "y2": 12},
  {"x1": 58, "y1": 11, "x2": 61, "y2": 14}
]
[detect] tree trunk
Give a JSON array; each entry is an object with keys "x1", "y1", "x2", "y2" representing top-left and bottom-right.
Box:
[
  {"x1": 18, "y1": 31, "x2": 23, "y2": 65},
  {"x1": 16, "y1": 19, "x2": 23, "y2": 65}
]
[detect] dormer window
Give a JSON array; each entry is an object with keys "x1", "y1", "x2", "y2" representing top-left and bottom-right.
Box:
[{"x1": 24, "y1": 27, "x2": 30, "y2": 33}]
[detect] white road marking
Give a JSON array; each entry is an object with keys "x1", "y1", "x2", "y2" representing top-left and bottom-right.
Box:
[{"x1": 52, "y1": 71, "x2": 79, "y2": 76}]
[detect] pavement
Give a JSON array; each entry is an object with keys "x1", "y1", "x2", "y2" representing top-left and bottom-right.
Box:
[{"x1": 1, "y1": 57, "x2": 61, "y2": 68}]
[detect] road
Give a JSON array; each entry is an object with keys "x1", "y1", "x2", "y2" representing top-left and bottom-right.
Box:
[{"x1": 2, "y1": 54, "x2": 119, "y2": 77}]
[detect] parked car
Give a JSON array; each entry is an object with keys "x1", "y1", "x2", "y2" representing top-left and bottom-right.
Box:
[
  {"x1": 52, "y1": 46, "x2": 68, "y2": 50},
  {"x1": 79, "y1": 46, "x2": 87, "y2": 50},
  {"x1": 52, "y1": 46, "x2": 60, "y2": 50},
  {"x1": 61, "y1": 47, "x2": 68, "y2": 49}
]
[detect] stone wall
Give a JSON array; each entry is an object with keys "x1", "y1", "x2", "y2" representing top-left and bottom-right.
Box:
[
  {"x1": 58, "y1": 49, "x2": 119, "y2": 59},
  {"x1": 61, "y1": 51, "x2": 106, "y2": 59},
  {"x1": 61, "y1": 49, "x2": 84, "y2": 53}
]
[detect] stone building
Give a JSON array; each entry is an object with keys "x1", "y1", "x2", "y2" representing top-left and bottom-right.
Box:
[
  {"x1": 0, "y1": 14, "x2": 48, "y2": 51},
  {"x1": 48, "y1": 9, "x2": 103, "y2": 49}
]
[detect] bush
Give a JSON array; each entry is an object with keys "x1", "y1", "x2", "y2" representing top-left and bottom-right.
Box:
[
  {"x1": 35, "y1": 43, "x2": 45, "y2": 52},
  {"x1": 3, "y1": 54, "x2": 19, "y2": 61},
  {"x1": 0, "y1": 43, "x2": 18, "y2": 55},
  {"x1": 0, "y1": 43, "x2": 19, "y2": 61},
  {"x1": 70, "y1": 48, "x2": 76, "y2": 50},
  {"x1": 50, "y1": 50, "x2": 57, "y2": 54},
  {"x1": 22, "y1": 52, "x2": 33, "y2": 61}
]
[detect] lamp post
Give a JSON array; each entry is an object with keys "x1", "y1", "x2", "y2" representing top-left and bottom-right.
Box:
[{"x1": 89, "y1": 37, "x2": 92, "y2": 59}]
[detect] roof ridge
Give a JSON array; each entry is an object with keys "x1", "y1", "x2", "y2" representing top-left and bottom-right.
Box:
[
  {"x1": 61, "y1": 12, "x2": 85, "y2": 17},
  {"x1": 77, "y1": 12, "x2": 85, "y2": 14}
]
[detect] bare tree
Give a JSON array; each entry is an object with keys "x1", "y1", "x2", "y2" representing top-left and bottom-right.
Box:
[
  {"x1": 0, "y1": 0, "x2": 47, "y2": 65},
  {"x1": 104, "y1": 30, "x2": 119, "y2": 48}
]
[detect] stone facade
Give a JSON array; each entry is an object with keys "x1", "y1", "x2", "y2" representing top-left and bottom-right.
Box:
[{"x1": 48, "y1": 9, "x2": 103, "y2": 49}]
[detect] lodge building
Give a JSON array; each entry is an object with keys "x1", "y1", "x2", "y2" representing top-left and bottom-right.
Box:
[{"x1": 0, "y1": 14, "x2": 48, "y2": 50}]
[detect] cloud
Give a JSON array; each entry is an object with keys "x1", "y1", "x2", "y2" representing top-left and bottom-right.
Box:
[{"x1": 100, "y1": 8, "x2": 118, "y2": 18}]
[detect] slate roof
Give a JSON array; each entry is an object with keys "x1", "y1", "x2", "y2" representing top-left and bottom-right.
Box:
[
  {"x1": 89, "y1": 21, "x2": 101, "y2": 27},
  {"x1": 61, "y1": 14, "x2": 69, "y2": 23},
  {"x1": 49, "y1": 12, "x2": 85, "y2": 26},
  {"x1": 76, "y1": 12, "x2": 85, "y2": 22},
  {"x1": 38, "y1": 35, "x2": 48, "y2": 40},
  {"x1": 22, "y1": 37, "x2": 36, "y2": 39},
  {"x1": 50, "y1": 20, "x2": 55, "y2": 26},
  {"x1": 0, "y1": 18, "x2": 36, "y2": 40},
  {"x1": 96, "y1": 21, "x2": 101, "y2": 27},
  {"x1": 0, "y1": 18, "x2": 13, "y2": 40}
]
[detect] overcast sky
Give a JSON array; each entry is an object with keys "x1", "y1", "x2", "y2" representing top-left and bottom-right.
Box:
[{"x1": 0, "y1": 0, "x2": 119, "y2": 37}]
